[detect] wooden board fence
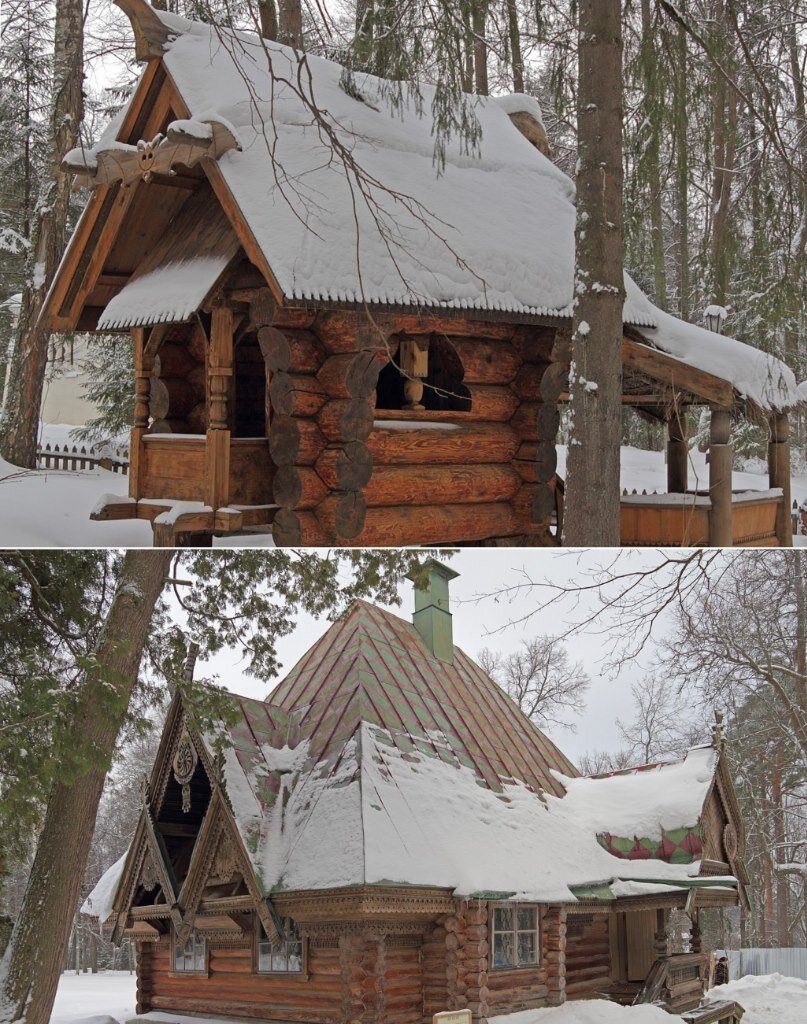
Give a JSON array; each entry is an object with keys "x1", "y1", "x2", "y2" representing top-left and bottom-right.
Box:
[{"x1": 37, "y1": 443, "x2": 129, "y2": 474}]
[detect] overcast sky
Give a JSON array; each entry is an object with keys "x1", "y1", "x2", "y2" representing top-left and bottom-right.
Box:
[{"x1": 194, "y1": 549, "x2": 677, "y2": 766}]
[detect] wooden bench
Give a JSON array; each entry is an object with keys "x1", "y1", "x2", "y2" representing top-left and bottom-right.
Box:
[{"x1": 681, "y1": 998, "x2": 745, "y2": 1024}]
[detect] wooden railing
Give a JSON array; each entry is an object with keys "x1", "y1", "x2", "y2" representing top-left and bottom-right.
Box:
[{"x1": 37, "y1": 443, "x2": 129, "y2": 474}]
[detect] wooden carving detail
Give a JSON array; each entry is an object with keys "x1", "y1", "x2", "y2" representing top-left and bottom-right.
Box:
[
  {"x1": 140, "y1": 851, "x2": 161, "y2": 893},
  {"x1": 63, "y1": 119, "x2": 241, "y2": 190},
  {"x1": 173, "y1": 729, "x2": 198, "y2": 814},
  {"x1": 723, "y1": 822, "x2": 738, "y2": 861},
  {"x1": 210, "y1": 832, "x2": 240, "y2": 883}
]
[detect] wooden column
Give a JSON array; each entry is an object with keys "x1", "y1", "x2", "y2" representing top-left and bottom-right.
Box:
[
  {"x1": 654, "y1": 909, "x2": 668, "y2": 960},
  {"x1": 768, "y1": 411, "x2": 793, "y2": 547},
  {"x1": 205, "y1": 306, "x2": 233, "y2": 509},
  {"x1": 709, "y1": 407, "x2": 733, "y2": 546},
  {"x1": 129, "y1": 326, "x2": 152, "y2": 500},
  {"x1": 667, "y1": 411, "x2": 688, "y2": 494},
  {"x1": 543, "y1": 905, "x2": 567, "y2": 1005}
]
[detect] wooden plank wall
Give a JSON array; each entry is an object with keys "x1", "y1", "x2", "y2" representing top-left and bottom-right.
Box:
[{"x1": 564, "y1": 913, "x2": 611, "y2": 999}]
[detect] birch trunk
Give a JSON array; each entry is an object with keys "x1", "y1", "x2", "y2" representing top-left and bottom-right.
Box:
[
  {"x1": 0, "y1": 0, "x2": 84, "y2": 469},
  {"x1": 563, "y1": 0, "x2": 625, "y2": 546},
  {"x1": 0, "y1": 550, "x2": 172, "y2": 1024}
]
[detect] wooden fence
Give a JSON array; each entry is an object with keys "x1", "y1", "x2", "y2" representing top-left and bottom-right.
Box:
[{"x1": 37, "y1": 443, "x2": 129, "y2": 474}]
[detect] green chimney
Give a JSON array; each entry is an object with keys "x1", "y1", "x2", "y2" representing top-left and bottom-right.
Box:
[{"x1": 406, "y1": 559, "x2": 459, "y2": 663}]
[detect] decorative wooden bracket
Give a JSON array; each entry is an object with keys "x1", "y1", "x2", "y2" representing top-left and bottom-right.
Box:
[
  {"x1": 63, "y1": 119, "x2": 241, "y2": 190},
  {"x1": 114, "y1": 0, "x2": 174, "y2": 62}
]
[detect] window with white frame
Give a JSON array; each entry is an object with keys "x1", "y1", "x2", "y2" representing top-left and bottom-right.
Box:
[
  {"x1": 491, "y1": 906, "x2": 539, "y2": 969},
  {"x1": 257, "y1": 918, "x2": 303, "y2": 974},
  {"x1": 173, "y1": 929, "x2": 206, "y2": 973}
]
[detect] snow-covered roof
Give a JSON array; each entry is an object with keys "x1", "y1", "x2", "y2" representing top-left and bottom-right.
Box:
[
  {"x1": 198, "y1": 602, "x2": 731, "y2": 901},
  {"x1": 82, "y1": 603, "x2": 740, "y2": 916}
]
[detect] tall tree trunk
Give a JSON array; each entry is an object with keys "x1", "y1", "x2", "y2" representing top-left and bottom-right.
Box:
[
  {"x1": 258, "y1": 0, "x2": 278, "y2": 40},
  {"x1": 563, "y1": 0, "x2": 625, "y2": 546},
  {"x1": 0, "y1": 550, "x2": 172, "y2": 1024},
  {"x1": 709, "y1": 0, "x2": 737, "y2": 306},
  {"x1": 506, "y1": 0, "x2": 524, "y2": 93},
  {"x1": 0, "y1": 0, "x2": 84, "y2": 469},
  {"x1": 674, "y1": 1, "x2": 690, "y2": 319},
  {"x1": 471, "y1": 1, "x2": 489, "y2": 95},
  {"x1": 640, "y1": 0, "x2": 668, "y2": 310},
  {"x1": 278, "y1": 0, "x2": 303, "y2": 49}
]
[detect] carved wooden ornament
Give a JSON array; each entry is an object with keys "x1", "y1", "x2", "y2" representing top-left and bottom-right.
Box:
[
  {"x1": 63, "y1": 119, "x2": 241, "y2": 189},
  {"x1": 173, "y1": 730, "x2": 198, "y2": 813}
]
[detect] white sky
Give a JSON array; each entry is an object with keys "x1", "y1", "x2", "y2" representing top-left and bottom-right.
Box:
[{"x1": 195, "y1": 549, "x2": 673, "y2": 766}]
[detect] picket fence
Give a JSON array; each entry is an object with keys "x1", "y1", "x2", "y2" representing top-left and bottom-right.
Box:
[{"x1": 37, "y1": 443, "x2": 129, "y2": 474}]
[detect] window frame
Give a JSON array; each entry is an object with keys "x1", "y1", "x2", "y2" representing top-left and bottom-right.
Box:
[
  {"x1": 489, "y1": 903, "x2": 541, "y2": 972},
  {"x1": 170, "y1": 926, "x2": 209, "y2": 978},
  {"x1": 254, "y1": 916, "x2": 308, "y2": 979}
]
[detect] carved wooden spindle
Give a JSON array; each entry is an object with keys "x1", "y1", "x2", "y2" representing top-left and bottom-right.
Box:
[
  {"x1": 205, "y1": 305, "x2": 234, "y2": 509},
  {"x1": 399, "y1": 335, "x2": 429, "y2": 410}
]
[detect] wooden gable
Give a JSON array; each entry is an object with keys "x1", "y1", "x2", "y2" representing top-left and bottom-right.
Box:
[
  {"x1": 109, "y1": 694, "x2": 280, "y2": 946},
  {"x1": 698, "y1": 753, "x2": 750, "y2": 899}
]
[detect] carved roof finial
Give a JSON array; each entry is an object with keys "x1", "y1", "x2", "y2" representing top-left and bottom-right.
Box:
[{"x1": 711, "y1": 708, "x2": 726, "y2": 751}]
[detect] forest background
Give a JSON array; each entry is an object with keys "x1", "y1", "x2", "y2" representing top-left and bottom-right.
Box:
[{"x1": 0, "y1": 0, "x2": 805, "y2": 464}]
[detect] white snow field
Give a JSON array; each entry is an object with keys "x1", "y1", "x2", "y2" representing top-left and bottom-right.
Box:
[
  {"x1": 2, "y1": 440, "x2": 806, "y2": 547},
  {"x1": 49, "y1": 971, "x2": 807, "y2": 1024}
]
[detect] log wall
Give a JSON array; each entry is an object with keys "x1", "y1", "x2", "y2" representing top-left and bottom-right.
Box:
[
  {"x1": 262, "y1": 309, "x2": 559, "y2": 547},
  {"x1": 138, "y1": 935, "x2": 349, "y2": 1022},
  {"x1": 564, "y1": 913, "x2": 611, "y2": 1000}
]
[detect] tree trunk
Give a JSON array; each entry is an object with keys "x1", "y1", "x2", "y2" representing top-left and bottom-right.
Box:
[
  {"x1": 506, "y1": 0, "x2": 524, "y2": 93},
  {"x1": 640, "y1": 0, "x2": 667, "y2": 310},
  {"x1": 563, "y1": 0, "x2": 625, "y2": 546},
  {"x1": 471, "y1": 1, "x2": 489, "y2": 96},
  {"x1": 709, "y1": 0, "x2": 737, "y2": 306},
  {"x1": 674, "y1": 1, "x2": 690, "y2": 319},
  {"x1": 258, "y1": 0, "x2": 278, "y2": 40},
  {"x1": 0, "y1": 550, "x2": 172, "y2": 1024},
  {"x1": 0, "y1": 0, "x2": 84, "y2": 468},
  {"x1": 278, "y1": 0, "x2": 303, "y2": 49}
]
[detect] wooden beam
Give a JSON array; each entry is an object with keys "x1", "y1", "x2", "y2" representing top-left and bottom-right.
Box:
[
  {"x1": 709, "y1": 408, "x2": 733, "y2": 546},
  {"x1": 622, "y1": 337, "x2": 735, "y2": 408},
  {"x1": 113, "y1": 0, "x2": 173, "y2": 62},
  {"x1": 769, "y1": 411, "x2": 792, "y2": 547},
  {"x1": 667, "y1": 412, "x2": 688, "y2": 494}
]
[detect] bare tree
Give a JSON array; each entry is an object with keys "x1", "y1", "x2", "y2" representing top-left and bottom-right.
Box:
[
  {"x1": 615, "y1": 675, "x2": 699, "y2": 763},
  {"x1": 478, "y1": 636, "x2": 589, "y2": 730}
]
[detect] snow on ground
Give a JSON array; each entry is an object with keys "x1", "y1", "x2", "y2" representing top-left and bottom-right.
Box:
[
  {"x1": 49, "y1": 970, "x2": 807, "y2": 1024},
  {"x1": 489, "y1": 1003, "x2": 676, "y2": 1024},
  {"x1": 51, "y1": 972, "x2": 136, "y2": 1024},
  {"x1": 1, "y1": 439, "x2": 804, "y2": 547},
  {"x1": 705, "y1": 973, "x2": 807, "y2": 1024}
]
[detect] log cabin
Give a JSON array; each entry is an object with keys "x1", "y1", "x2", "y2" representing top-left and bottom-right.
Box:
[
  {"x1": 42, "y1": 0, "x2": 805, "y2": 547},
  {"x1": 84, "y1": 561, "x2": 750, "y2": 1023}
]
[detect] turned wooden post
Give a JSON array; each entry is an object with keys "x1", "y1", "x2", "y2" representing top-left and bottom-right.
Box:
[
  {"x1": 768, "y1": 411, "x2": 792, "y2": 547},
  {"x1": 129, "y1": 326, "x2": 153, "y2": 500},
  {"x1": 709, "y1": 407, "x2": 733, "y2": 546},
  {"x1": 654, "y1": 909, "x2": 668, "y2": 960},
  {"x1": 667, "y1": 411, "x2": 688, "y2": 494},
  {"x1": 206, "y1": 306, "x2": 233, "y2": 509},
  {"x1": 399, "y1": 335, "x2": 429, "y2": 409}
]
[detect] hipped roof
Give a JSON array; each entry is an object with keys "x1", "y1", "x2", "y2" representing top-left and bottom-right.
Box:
[
  {"x1": 203, "y1": 602, "x2": 736, "y2": 901},
  {"x1": 54, "y1": 2, "x2": 805, "y2": 411}
]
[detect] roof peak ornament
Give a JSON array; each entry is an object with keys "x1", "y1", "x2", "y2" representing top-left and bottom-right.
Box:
[{"x1": 711, "y1": 709, "x2": 726, "y2": 751}]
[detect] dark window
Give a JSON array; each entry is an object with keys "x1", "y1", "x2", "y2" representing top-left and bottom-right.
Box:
[{"x1": 492, "y1": 906, "x2": 540, "y2": 969}]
